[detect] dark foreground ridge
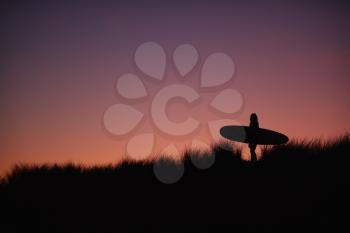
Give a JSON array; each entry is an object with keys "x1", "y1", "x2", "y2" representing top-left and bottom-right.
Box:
[{"x1": 1, "y1": 136, "x2": 349, "y2": 233}]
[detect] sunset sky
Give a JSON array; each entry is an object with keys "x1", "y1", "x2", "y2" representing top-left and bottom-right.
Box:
[{"x1": 1, "y1": 0, "x2": 349, "y2": 175}]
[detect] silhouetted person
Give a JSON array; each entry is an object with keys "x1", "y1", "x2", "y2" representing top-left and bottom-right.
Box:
[{"x1": 249, "y1": 113, "x2": 259, "y2": 161}]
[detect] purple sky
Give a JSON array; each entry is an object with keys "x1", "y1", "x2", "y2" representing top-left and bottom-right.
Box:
[{"x1": 1, "y1": 0, "x2": 349, "y2": 175}]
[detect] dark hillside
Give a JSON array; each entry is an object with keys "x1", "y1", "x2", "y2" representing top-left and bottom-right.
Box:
[{"x1": 1, "y1": 136, "x2": 349, "y2": 233}]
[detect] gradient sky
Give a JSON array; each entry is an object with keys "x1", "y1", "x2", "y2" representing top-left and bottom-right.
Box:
[{"x1": 1, "y1": 0, "x2": 349, "y2": 176}]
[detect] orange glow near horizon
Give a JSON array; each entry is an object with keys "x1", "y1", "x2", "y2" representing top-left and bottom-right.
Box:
[{"x1": 1, "y1": 1, "x2": 350, "y2": 176}]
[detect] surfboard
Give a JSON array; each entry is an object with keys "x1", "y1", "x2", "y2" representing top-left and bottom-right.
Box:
[{"x1": 220, "y1": 125, "x2": 289, "y2": 145}]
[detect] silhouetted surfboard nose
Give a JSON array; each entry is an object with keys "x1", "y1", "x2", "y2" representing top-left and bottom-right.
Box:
[{"x1": 220, "y1": 126, "x2": 248, "y2": 143}]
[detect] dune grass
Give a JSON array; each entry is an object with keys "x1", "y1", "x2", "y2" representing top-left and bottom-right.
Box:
[
  {"x1": 0, "y1": 135, "x2": 349, "y2": 233},
  {"x1": 1, "y1": 135, "x2": 349, "y2": 185}
]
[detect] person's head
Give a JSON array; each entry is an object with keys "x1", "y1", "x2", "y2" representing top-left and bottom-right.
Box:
[{"x1": 250, "y1": 113, "x2": 258, "y2": 122}]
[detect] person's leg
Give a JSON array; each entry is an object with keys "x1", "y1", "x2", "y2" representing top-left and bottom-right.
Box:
[{"x1": 250, "y1": 145, "x2": 257, "y2": 162}]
